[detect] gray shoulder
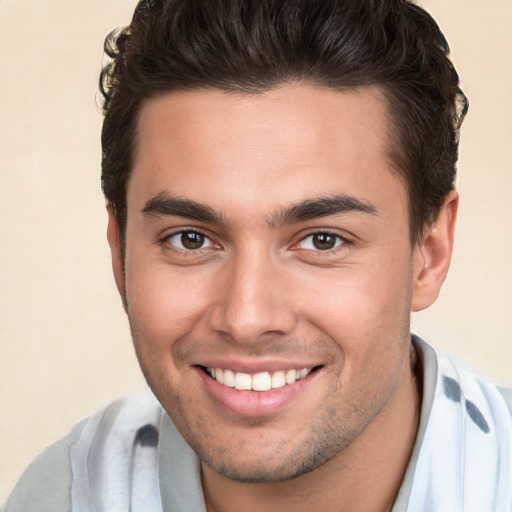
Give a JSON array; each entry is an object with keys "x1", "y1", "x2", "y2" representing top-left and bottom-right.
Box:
[
  {"x1": 497, "y1": 384, "x2": 512, "y2": 414},
  {"x1": 5, "y1": 393, "x2": 164, "y2": 512},
  {"x1": 5, "y1": 419, "x2": 87, "y2": 512}
]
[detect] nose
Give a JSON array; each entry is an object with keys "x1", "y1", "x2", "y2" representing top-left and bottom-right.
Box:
[{"x1": 208, "y1": 250, "x2": 297, "y2": 344}]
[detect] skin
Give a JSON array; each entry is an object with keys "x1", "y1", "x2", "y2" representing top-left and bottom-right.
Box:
[{"x1": 107, "y1": 84, "x2": 457, "y2": 512}]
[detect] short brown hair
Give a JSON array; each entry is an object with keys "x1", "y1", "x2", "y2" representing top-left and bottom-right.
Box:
[{"x1": 100, "y1": 0, "x2": 468, "y2": 248}]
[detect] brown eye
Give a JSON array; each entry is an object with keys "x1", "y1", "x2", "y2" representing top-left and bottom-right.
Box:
[
  {"x1": 312, "y1": 233, "x2": 336, "y2": 250},
  {"x1": 181, "y1": 231, "x2": 205, "y2": 249},
  {"x1": 298, "y1": 232, "x2": 345, "y2": 251},
  {"x1": 166, "y1": 230, "x2": 214, "y2": 250}
]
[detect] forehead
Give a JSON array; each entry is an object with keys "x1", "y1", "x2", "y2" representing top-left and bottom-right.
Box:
[{"x1": 129, "y1": 84, "x2": 406, "y2": 222}]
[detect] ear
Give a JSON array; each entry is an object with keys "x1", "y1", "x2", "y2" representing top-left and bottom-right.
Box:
[
  {"x1": 106, "y1": 205, "x2": 126, "y2": 301},
  {"x1": 411, "y1": 190, "x2": 458, "y2": 312}
]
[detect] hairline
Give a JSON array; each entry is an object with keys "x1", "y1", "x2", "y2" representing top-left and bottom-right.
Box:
[{"x1": 114, "y1": 81, "x2": 439, "y2": 256}]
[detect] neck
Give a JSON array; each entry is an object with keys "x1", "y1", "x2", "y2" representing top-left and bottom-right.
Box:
[{"x1": 202, "y1": 348, "x2": 421, "y2": 512}]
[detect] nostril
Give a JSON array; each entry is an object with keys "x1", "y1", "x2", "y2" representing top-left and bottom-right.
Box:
[{"x1": 208, "y1": 304, "x2": 298, "y2": 344}]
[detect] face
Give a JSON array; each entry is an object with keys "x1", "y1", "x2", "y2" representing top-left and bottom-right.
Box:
[{"x1": 115, "y1": 85, "x2": 425, "y2": 482}]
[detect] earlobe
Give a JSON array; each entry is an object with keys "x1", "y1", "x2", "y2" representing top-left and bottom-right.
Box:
[
  {"x1": 411, "y1": 190, "x2": 458, "y2": 312},
  {"x1": 106, "y1": 205, "x2": 126, "y2": 301}
]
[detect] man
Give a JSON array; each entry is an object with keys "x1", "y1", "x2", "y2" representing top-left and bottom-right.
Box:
[{"x1": 6, "y1": 0, "x2": 512, "y2": 511}]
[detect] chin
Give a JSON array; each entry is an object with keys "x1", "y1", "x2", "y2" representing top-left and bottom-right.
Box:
[
  {"x1": 194, "y1": 424, "x2": 357, "y2": 484},
  {"x1": 202, "y1": 456, "x2": 321, "y2": 484}
]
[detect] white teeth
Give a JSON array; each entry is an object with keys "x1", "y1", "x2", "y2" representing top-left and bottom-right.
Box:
[
  {"x1": 300, "y1": 368, "x2": 311, "y2": 379},
  {"x1": 224, "y1": 369, "x2": 235, "y2": 388},
  {"x1": 252, "y1": 372, "x2": 272, "y2": 391},
  {"x1": 285, "y1": 369, "x2": 297, "y2": 384},
  {"x1": 271, "y1": 371, "x2": 286, "y2": 389},
  {"x1": 207, "y1": 367, "x2": 313, "y2": 391},
  {"x1": 234, "y1": 372, "x2": 252, "y2": 390}
]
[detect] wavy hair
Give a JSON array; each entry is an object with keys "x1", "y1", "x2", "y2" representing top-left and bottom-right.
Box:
[{"x1": 100, "y1": 0, "x2": 468, "y2": 249}]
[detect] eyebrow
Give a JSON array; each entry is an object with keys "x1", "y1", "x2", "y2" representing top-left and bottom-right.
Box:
[
  {"x1": 141, "y1": 191, "x2": 377, "y2": 226},
  {"x1": 141, "y1": 192, "x2": 225, "y2": 224},
  {"x1": 268, "y1": 194, "x2": 378, "y2": 227}
]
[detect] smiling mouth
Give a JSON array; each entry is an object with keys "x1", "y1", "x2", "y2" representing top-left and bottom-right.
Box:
[{"x1": 202, "y1": 366, "x2": 320, "y2": 392}]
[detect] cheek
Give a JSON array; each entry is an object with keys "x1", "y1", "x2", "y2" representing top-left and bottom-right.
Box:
[
  {"x1": 125, "y1": 260, "x2": 211, "y2": 351},
  {"x1": 297, "y1": 261, "x2": 411, "y2": 327},
  {"x1": 292, "y1": 255, "x2": 413, "y2": 370}
]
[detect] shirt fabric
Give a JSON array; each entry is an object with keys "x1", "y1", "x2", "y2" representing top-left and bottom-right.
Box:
[{"x1": 5, "y1": 337, "x2": 512, "y2": 512}]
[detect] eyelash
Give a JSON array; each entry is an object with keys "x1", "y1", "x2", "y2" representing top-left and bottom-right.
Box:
[
  {"x1": 296, "y1": 231, "x2": 348, "y2": 252},
  {"x1": 161, "y1": 229, "x2": 218, "y2": 253}
]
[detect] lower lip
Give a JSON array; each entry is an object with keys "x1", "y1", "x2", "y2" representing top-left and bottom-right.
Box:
[{"x1": 196, "y1": 368, "x2": 316, "y2": 418}]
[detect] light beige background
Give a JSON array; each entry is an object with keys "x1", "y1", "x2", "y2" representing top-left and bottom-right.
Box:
[{"x1": 0, "y1": 0, "x2": 511, "y2": 502}]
